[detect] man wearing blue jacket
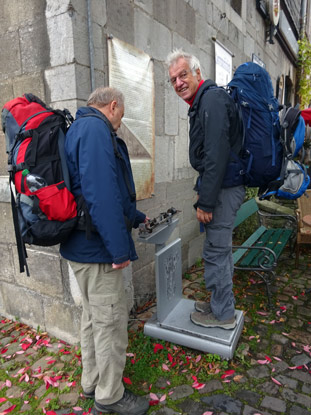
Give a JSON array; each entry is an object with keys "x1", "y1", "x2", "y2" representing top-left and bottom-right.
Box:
[{"x1": 60, "y1": 87, "x2": 149, "y2": 415}]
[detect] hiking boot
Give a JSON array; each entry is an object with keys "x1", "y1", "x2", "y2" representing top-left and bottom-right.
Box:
[
  {"x1": 190, "y1": 311, "x2": 236, "y2": 330},
  {"x1": 94, "y1": 389, "x2": 149, "y2": 415},
  {"x1": 83, "y1": 389, "x2": 95, "y2": 399},
  {"x1": 195, "y1": 301, "x2": 211, "y2": 313}
]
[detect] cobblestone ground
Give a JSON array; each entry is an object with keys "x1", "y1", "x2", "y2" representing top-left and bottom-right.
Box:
[{"x1": 1, "y1": 247, "x2": 311, "y2": 415}]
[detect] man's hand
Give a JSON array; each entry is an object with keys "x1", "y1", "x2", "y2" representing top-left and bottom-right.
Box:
[
  {"x1": 112, "y1": 260, "x2": 130, "y2": 269},
  {"x1": 196, "y1": 207, "x2": 213, "y2": 224}
]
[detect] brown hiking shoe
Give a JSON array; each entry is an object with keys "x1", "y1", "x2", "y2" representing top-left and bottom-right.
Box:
[
  {"x1": 190, "y1": 311, "x2": 236, "y2": 330},
  {"x1": 194, "y1": 301, "x2": 211, "y2": 313}
]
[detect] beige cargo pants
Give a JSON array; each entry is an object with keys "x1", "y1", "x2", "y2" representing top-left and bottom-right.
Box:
[{"x1": 69, "y1": 261, "x2": 128, "y2": 405}]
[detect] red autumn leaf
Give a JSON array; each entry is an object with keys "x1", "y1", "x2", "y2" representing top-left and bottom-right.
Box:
[
  {"x1": 149, "y1": 400, "x2": 160, "y2": 406},
  {"x1": 265, "y1": 355, "x2": 272, "y2": 362},
  {"x1": 153, "y1": 343, "x2": 164, "y2": 353},
  {"x1": 167, "y1": 353, "x2": 173, "y2": 362},
  {"x1": 1, "y1": 348, "x2": 8, "y2": 354},
  {"x1": 123, "y1": 377, "x2": 132, "y2": 385},
  {"x1": 1, "y1": 405, "x2": 17, "y2": 414},
  {"x1": 221, "y1": 370, "x2": 235, "y2": 379},
  {"x1": 0, "y1": 398, "x2": 7, "y2": 403},
  {"x1": 47, "y1": 360, "x2": 57, "y2": 365},
  {"x1": 21, "y1": 343, "x2": 31, "y2": 351}
]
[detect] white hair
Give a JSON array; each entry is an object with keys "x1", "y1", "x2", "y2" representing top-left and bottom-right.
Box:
[
  {"x1": 87, "y1": 86, "x2": 124, "y2": 108},
  {"x1": 166, "y1": 49, "x2": 202, "y2": 76}
]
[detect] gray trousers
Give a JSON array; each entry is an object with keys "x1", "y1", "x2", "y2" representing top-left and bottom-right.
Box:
[
  {"x1": 69, "y1": 261, "x2": 128, "y2": 405},
  {"x1": 203, "y1": 186, "x2": 245, "y2": 321}
]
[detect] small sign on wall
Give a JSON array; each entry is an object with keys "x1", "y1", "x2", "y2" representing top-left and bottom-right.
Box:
[{"x1": 214, "y1": 40, "x2": 233, "y2": 86}]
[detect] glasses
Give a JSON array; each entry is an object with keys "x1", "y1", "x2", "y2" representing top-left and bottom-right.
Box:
[{"x1": 169, "y1": 70, "x2": 190, "y2": 86}]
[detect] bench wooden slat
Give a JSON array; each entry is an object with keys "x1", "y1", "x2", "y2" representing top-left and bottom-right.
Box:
[
  {"x1": 233, "y1": 225, "x2": 267, "y2": 264},
  {"x1": 272, "y1": 229, "x2": 292, "y2": 258},
  {"x1": 239, "y1": 229, "x2": 274, "y2": 267}
]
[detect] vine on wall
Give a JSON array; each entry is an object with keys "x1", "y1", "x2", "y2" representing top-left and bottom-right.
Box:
[{"x1": 297, "y1": 36, "x2": 311, "y2": 109}]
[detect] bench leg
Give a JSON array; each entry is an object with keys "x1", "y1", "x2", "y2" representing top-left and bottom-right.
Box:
[{"x1": 254, "y1": 270, "x2": 275, "y2": 309}]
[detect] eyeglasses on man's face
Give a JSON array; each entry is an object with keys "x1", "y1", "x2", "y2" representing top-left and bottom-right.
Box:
[{"x1": 169, "y1": 70, "x2": 191, "y2": 86}]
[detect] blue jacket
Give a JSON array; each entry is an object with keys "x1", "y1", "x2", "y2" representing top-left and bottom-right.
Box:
[{"x1": 60, "y1": 106, "x2": 145, "y2": 264}]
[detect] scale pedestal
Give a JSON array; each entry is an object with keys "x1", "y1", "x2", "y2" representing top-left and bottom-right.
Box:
[{"x1": 138, "y1": 217, "x2": 244, "y2": 359}]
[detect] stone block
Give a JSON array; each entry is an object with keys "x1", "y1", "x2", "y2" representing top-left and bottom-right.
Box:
[
  {"x1": 44, "y1": 299, "x2": 81, "y2": 344},
  {"x1": 14, "y1": 248, "x2": 64, "y2": 298},
  {"x1": 155, "y1": 135, "x2": 174, "y2": 184},
  {"x1": 45, "y1": 64, "x2": 77, "y2": 101},
  {"x1": 45, "y1": 0, "x2": 73, "y2": 18},
  {"x1": 212, "y1": 3, "x2": 229, "y2": 38},
  {"x1": 17, "y1": 0, "x2": 46, "y2": 25},
  {"x1": 0, "y1": 81, "x2": 14, "y2": 111},
  {"x1": 76, "y1": 65, "x2": 92, "y2": 101},
  {"x1": 0, "y1": 31, "x2": 21, "y2": 81},
  {"x1": 180, "y1": 218, "x2": 199, "y2": 245},
  {"x1": 195, "y1": 15, "x2": 214, "y2": 52},
  {"x1": 20, "y1": 21, "x2": 50, "y2": 72},
  {"x1": 132, "y1": 261, "x2": 155, "y2": 306},
  {"x1": 0, "y1": 244, "x2": 16, "y2": 283},
  {"x1": 178, "y1": 96, "x2": 188, "y2": 120},
  {"x1": 0, "y1": 202, "x2": 16, "y2": 244},
  {"x1": 134, "y1": 0, "x2": 153, "y2": 15},
  {"x1": 175, "y1": 1, "x2": 195, "y2": 44},
  {"x1": 154, "y1": 60, "x2": 165, "y2": 136},
  {"x1": 134, "y1": 10, "x2": 172, "y2": 61},
  {"x1": 106, "y1": 0, "x2": 134, "y2": 45},
  {"x1": 164, "y1": 86, "x2": 179, "y2": 136},
  {"x1": 192, "y1": 0, "x2": 207, "y2": 18},
  {"x1": 0, "y1": 281, "x2": 45, "y2": 328},
  {"x1": 174, "y1": 118, "x2": 189, "y2": 171},
  {"x1": 94, "y1": 70, "x2": 107, "y2": 89},
  {"x1": 13, "y1": 73, "x2": 45, "y2": 99},
  {"x1": 152, "y1": 0, "x2": 177, "y2": 32},
  {"x1": 68, "y1": 262, "x2": 82, "y2": 307},
  {"x1": 0, "y1": 177, "x2": 10, "y2": 203},
  {"x1": 0, "y1": 0, "x2": 20, "y2": 35},
  {"x1": 47, "y1": 14, "x2": 75, "y2": 67},
  {"x1": 72, "y1": 13, "x2": 91, "y2": 67},
  {"x1": 92, "y1": 24, "x2": 105, "y2": 71},
  {"x1": 90, "y1": 0, "x2": 107, "y2": 26},
  {"x1": 188, "y1": 233, "x2": 204, "y2": 266}
]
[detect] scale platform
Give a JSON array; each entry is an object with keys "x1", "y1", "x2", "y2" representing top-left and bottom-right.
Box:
[
  {"x1": 144, "y1": 298, "x2": 244, "y2": 359},
  {"x1": 138, "y1": 214, "x2": 244, "y2": 360}
]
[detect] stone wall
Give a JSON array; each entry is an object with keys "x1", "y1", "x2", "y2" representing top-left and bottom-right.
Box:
[{"x1": 0, "y1": 0, "x2": 301, "y2": 343}]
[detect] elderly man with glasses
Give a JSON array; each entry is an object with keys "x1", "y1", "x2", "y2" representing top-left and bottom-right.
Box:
[{"x1": 166, "y1": 49, "x2": 245, "y2": 330}]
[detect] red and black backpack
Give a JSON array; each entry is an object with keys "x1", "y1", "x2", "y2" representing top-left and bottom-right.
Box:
[{"x1": 1, "y1": 94, "x2": 79, "y2": 275}]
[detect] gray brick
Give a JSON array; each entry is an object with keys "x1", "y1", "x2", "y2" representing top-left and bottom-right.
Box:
[
  {"x1": 0, "y1": 31, "x2": 21, "y2": 81},
  {"x1": 247, "y1": 365, "x2": 270, "y2": 379},
  {"x1": 44, "y1": 299, "x2": 80, "y2": 344},
  {"x1": 281, "y1": 387, "x2": 311, "y2": 409},
  {"x1": 289, "y1": 405, "x2": 311, "y2": 415},
  {"x1": 20, "y1": 21, "x2": 50, "y2": 72},
  {"x1": 134, "y1": 0, "x2": 153, "y2": 15},
  {"x1": 274, "y1": 375, "x2": 298, "y2": 389},
  {"x1": 261, "y1": 396, "x2": 286, "y2": 413},
  {"x1": 0, "y1": 203, "x2": 15, "y2": 244},
  {"x1": 175, "y1": 1, "x2": 195, "y2": 43},
  {"x1": 0, "y1": 282, "x2": 45, "y2": 328},
  {"x1": 134, "y1": 9, "x2": 172, "y2": 61},
  {"x1": 243, "y1": 405, "x2": 272, "y2": 415},
  {"x1": 0, "y1": 244, "x2": 16, "y2": 283},
  {"x1": 106, "y1": 0, "x2": 134, "y2": 45},
  {"x1": 153, "y1": 0, "x2": 177, "y2": 32},
  {"x1": 14, "y1": 249, "x2": 64, "y2": 297},
  {"x1": 13, "y1": 73, "x2": 45, "y2": 100}
]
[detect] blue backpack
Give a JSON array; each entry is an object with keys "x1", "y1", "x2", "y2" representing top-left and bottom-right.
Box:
[
  {"x1": 260, "y1": 106, "x2": 310, "y2": 200},
  {"x1": 226, "y1": 62, "x2": 309, "y2": 200},
  {"x1": 226, "y1": 62, "x2": 283, "y2": 191}
]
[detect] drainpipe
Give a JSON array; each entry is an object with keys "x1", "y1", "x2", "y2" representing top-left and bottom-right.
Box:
[
  {"x1": 87, "y1": 0, "x2": 95, "y2": 91},
  {"x1": 300, "y1": 0, "x2": 307, "y2": 38}
]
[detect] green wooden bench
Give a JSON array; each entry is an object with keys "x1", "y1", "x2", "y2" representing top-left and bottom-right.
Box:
[{"x1": 232, "y1": 198, "x2": 297, "y2": 308}]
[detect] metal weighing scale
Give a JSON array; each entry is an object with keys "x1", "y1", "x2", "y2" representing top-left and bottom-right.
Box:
[{"x1": 138, "y1": 211, "x2": 244, "y2": 359}]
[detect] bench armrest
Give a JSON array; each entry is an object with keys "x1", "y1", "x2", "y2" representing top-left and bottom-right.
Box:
[{"x1": 232, "y1": 244, "x2": 277, "y2": 271}]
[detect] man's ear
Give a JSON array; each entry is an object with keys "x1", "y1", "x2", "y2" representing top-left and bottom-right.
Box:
[
  {"x1": 110, "y1": 100, "x2": 117, "y2": 113},
  {"x1": 196, "y1": 68, "x2": 202, "y2": 80}
]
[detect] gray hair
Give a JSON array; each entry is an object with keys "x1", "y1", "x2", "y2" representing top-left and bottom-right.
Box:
[
  {"x1": 166, "y1": 49, "x2": 201, "y2": 76},
  {"x1": 87, "y1": 86, "x2": 124, "y2": 108}
]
